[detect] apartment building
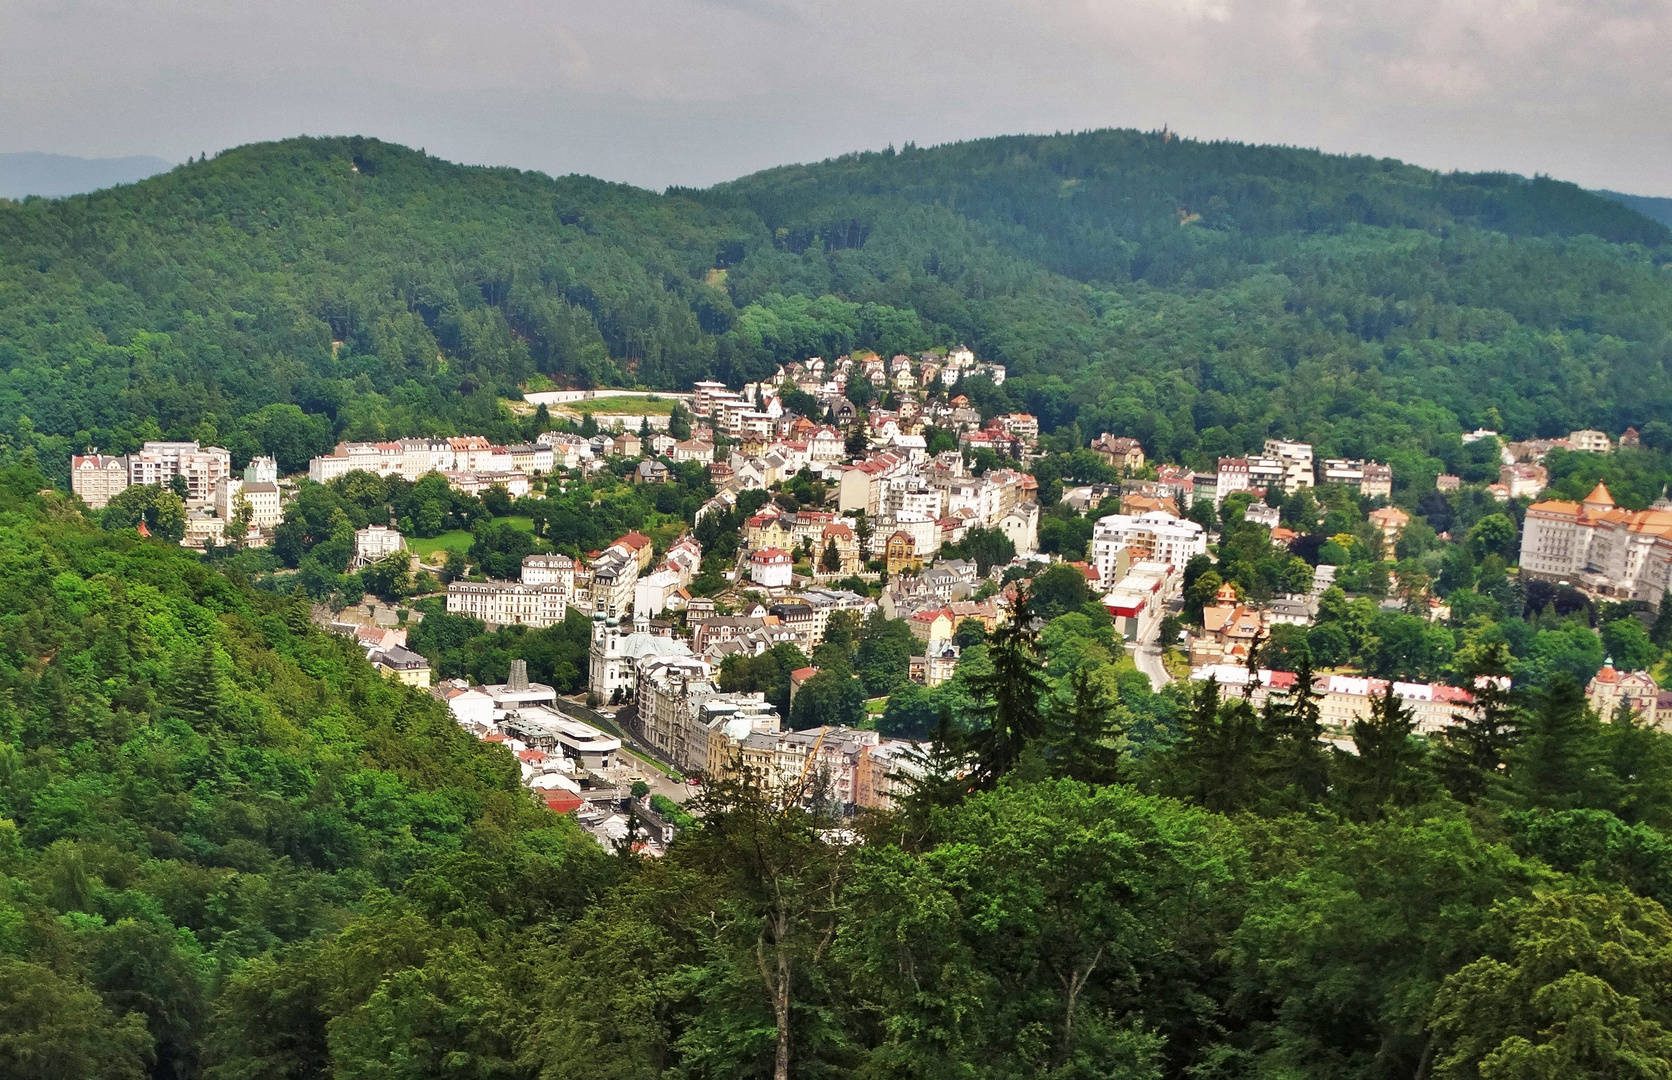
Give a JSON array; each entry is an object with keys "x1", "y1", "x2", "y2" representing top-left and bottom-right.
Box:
[
  {"x1": 70, "y1": 452, "x2": 131, "y2": 509},
  {"x1": 446, "y1": 580, "x2": 571, "y2": 627},
  {"x1": 1315, "y1": 675, "x2": 1476, "y2": 735},
  {"x1": 1090, "y1": 511, "x2": 1208, "y2": 584},
  {"x1": 1318, "y1": 458, "x2": 1394, "y2": 498},
  {"x1": 126, "y1": 441, "x2": 234, "y2": 506},
  {"x1": 214, "y1": 477, "x2": 282, "y2": 528}
]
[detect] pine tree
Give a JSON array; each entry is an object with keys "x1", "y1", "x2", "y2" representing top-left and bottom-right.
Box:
[
  {"x1": 1257, "y1": 653, "x2": 1329, "y2": 806},
  {"x1": 1653, "y1": 591, "x2": 1672, "y2": 648},
  {"x1": 895, "y1": 710, "x2": 972, "y2": 828},
  {"x1": 1434, "y1": 642, "x2": 1522, "y2": 803},
  {"x1": 1045, "y1": 666, "x2": 1124, "y2": 785},
  {"x1": 966, "y1": 593, "x2": 1048, "y2": 788},
  {"x1": 820, "y1": 538, "x2": 841, "y2": 574},
  {"x1": 1505, "y1": 674, "x2": 1617, "y2": 812},
  {"x1": 1156, "y1": 675, "x2": 1265, "y2": 813},
  {"x1": 170, "y1": 638, "x2": 225, "y2": 730},
  {"x1": 1337, "y1": 685, "x2": 1424, "y2": 818}
]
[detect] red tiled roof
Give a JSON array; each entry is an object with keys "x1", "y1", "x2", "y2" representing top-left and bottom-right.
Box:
[{"x1": 544, "y1": 791, "x2": 584, "y2": 814}]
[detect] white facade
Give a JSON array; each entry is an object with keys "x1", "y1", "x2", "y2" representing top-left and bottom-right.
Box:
[
  {"x1": 633, "y1": 567, "x2": 682, "y2": 616},
  {"x1": 126, "y1": 441, "x2": 234, "y2": 507},
  {"x1": 214, "y1": 478, "x2": 282, "y2": 529},
  {"x1": 446, "y1": 581, "x2": 571, "y2": 627},
  {"x1": 70, "y1": 453, "x2": 130, "y2": 509},
  {"x1": 244, "y1": 456, "x2": 280, "y2": 483},
  {"x1": 999, "y1": 500, "x2": 1040, "y2": 556},
  {"x1": 749, "y1": 548, "x2": 794, "y2": 589},
  {"x1": 1090, "y1": 511, "x2": 1208, "y2": 584},
  {"x1": 1519, "y1": 484, "x2": 1672, "y2": 607},
  {"x1": 521, "y1": 553, "x2": 576, "y2": 595},
  {"x1": 589, "y1": 614, "x2": 694, "y2": 701},
  {"x1": 355, "y1": 524, "x2": 406, "y2": 561}
]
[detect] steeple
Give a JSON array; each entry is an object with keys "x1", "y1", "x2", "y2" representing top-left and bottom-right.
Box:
[{"x1": 1582, "y1": 481, "x2": 1615, "y2": 511}]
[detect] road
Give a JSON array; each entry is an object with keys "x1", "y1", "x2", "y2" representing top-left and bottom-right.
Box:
[
  {"x1": 1133, "y1": 642, "x2": 1170, "y2": 692},
  {"x1": 1130, "y1": 599, "x2": 1180, "y2": 692},
  {"x1": 552, "y1": 697, "x2": 693, "y2": 804}
]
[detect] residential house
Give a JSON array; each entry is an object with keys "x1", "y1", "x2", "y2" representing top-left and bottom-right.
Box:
[{"x1": 1090, "y1": 434, "x2": 1146, "y2": 472}]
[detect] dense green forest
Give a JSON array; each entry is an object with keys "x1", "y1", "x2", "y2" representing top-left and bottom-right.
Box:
[
  {"x1": 9, "y1": 469, "x2": 1672, "y2": 1078},
  {"x1": 3, "y1": 130, "x2": 1670, "y2": 505},
  {"x1": 6, "y1": 128, "x2": 1672, "y2": 1078}
]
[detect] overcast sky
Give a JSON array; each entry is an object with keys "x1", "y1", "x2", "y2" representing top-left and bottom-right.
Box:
[{"x1": 3, "y1": 0, "x2": 1668, "y2": 194}]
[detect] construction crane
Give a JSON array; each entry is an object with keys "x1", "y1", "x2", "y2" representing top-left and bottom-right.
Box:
[{"x1": 793, "y1": 725, "x2": 830, "y2": 805}]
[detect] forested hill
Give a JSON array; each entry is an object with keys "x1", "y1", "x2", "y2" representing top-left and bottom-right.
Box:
[
  {"x1": 1599, "y1": 189, "x2": 1672, "y2": 230},
  {"x1": 3, "y1": 131, "x2": 1671, "y2": 498}
]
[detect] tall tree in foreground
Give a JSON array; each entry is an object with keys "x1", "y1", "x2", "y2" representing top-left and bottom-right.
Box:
[
  {"x1": 1256, "y1": 653, "x2": 1331, "y2": 809},
  {"x1": 681, "y1": 768, "x2": 852, "y2": 1080},
  {"x1": 1153, "y1": 675, "x2": 1266, "y2": 814},
  {"x1": 1505, "y1": 674, "x2": 1617, "y2": 813},
  {"x1": 1046, "y1": 665, "x2": 1125, "y2": 785},
  {"x1": 1429, "y1": 889, "x2": 1672, "y2": 1079},
  {"x1": 1435, "y1": 643, "x2": 1522, "y2": 804},
  {"x1": 1336, "y1": 686, "x2": 1426, "y2": 819},
  {"x1": 965, "y1": 592, "x2": 1048, "y2": 789}
]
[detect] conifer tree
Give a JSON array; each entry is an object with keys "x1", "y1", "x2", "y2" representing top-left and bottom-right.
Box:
[
  {"x1": 1156, "y1": 675, "x2": 1264, "y2": 813},
  {"x1": 169, "y1": 638, "x2": 225, "y2": 730},
  {"x1": 1653, "y1": 591, "x2": 1672, "y2": 648},
  {"x1": 1434, "y1": 642, "x2": 1521, "y2": 803},
  {"x1": 1336, "y1": 685, "x2": 1425, "y2": 818},
  {"x1": 1045, "y1": 665, "x2": 1124, "y2": 785},
  {"x1": 966, "y1": 592, "x2": 1048, "y2": 789},
  {"x1": 1505, "y1": 674, "x2": 1617, "y2": 812},
  {"x1": 1257, "y1": 653, "x2": 1330, "y2": 806}
]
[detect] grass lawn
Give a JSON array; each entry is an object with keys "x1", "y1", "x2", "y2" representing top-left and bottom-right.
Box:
[
  {"x1": 409, "y1": 516, "x2": 533, "y2": 560},
  {"x1": 410, "y1": 530, "x2": 472, "y2": 560},
  {"x1": 563, "y1": 394, "x2": 679, "y2": 416}
]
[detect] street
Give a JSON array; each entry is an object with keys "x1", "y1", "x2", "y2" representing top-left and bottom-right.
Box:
[
  {"x1": 1133, "y1": 641, "x2": 1170, "y2": 692},
  {"x1": 1130, "y1": 598, "x2": 1180, "y2": 692}
]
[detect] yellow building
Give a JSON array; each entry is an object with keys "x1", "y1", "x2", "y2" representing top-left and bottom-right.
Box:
[
  {"x1": 885, "y1": 531, "x2": 922, "y2": 576},
  {"x1": 371, "y1": 646, "x2": 433, "y2": 688}
]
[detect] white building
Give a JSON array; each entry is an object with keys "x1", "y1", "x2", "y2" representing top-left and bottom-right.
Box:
[
  {"x1": 999, "y1": 500, "x2": 1040, "y2": 556},
  {"x1": 244, "y1": 456, "x2": 280, "y2": 483},
  {"x1": 521, "y1": 553, "x2": 576, "y2": 594},
  {"x1": 1100, "y1": 561, "x2": 1178, "y2": 642},
  {"x1": 749, "y1": 547, "x2": 794, "y2": 589},
  {"x1": 1090, "y1": 511, "x2": 1208, "y2": 584},
  {"x1": 355, "y1": 524, "x2": 406, "y2": 563},
  {"x1": 123, "y1": 441, "x2": 234, "y2": 507},
  {"x1": 1519, "y1": 482, "x2": 1672, "y2": 607},
  {"x1": 633, "y1": 567, "x2": 683, "y2": 617},
  {"x1": 70, "y1": 452, "x2": 130, "y2": 509},
  {"x1": 1316, "y1": 675, "x2": 1477, "y2": 736},
  {"x1": 214, "y1": 477, "x2": 282, "y2": 529},
  {"x1": 589, "y1": 612, "x2": 694, "y2": 702},
  {"x1": 1262, "y1": 439, "x2": 1316, "y2": 493},
  {"x1": 446, "y1": 580, "x2": 571, "y2": 627}
]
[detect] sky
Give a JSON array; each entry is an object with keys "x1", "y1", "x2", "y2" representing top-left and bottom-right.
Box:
[{"x1": 2, "y1": 0, "x2": 1668, "y2": 195}]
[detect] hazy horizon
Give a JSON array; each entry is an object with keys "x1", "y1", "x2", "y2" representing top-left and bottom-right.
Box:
[
  {"x1": 2, "y1": 1, "x2": 1666, "y2": 197},
  {"x1": 3, "y1": 135, "x2": 1668, "y2": 206}
]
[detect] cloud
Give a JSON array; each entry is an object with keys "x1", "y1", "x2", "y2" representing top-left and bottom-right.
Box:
[{"x1": 0, "y1": 0, "x2": 1666, "y2": 193}]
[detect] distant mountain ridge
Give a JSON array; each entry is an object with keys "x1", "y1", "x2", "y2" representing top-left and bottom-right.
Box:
[
  {"x1": 1597, "y1": 189, "x2": 1672, "y2": 229},
  {"x1": 0, "y1": 152, "x2": 173, "y2": 199},
  {"x1": 2, "y1": 131, "x2": 1670, "y2": 500}
]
